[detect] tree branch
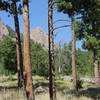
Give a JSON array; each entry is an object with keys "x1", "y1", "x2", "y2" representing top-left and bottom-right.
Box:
[
  {"x1": 53, "y1": 25, "x2": 71, "y2": 31},
  {"x1": 75, "y1": 16, "x2": 82, "y2": 19},
  {"x1": 52, "y1": 1, "x2": 60, "y2": 5},
  {"x1": 53, "y1": 19, "x2": 70, "y2": 24},
  {"x1": 54, "y1": 31, "x2": 60, "y2": 37}
]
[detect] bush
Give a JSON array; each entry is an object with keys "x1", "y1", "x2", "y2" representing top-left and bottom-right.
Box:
[
  {"x1": 30, "y1": 43, "x2": 49, "y2": 77},
  {"x1": 8, "y1": 74, "x2": 13, "y2": 81},
  {"x1": 77, "y1": 79, "x2": 83, "y2": 89},
  {"x1": 0, "y1": 36, "x2": 17, "y2": 74}
]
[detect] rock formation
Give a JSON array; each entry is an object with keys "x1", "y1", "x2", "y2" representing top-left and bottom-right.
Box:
[
  {"x1": 0, "y1": 18, "x2": 49, "y2": 50},
  {"x1": 30, "y1": 27, "x2": 48, "y2": 50},
  {"x1": 0, "y1": 18, "x2": 9, "y2": 40}
]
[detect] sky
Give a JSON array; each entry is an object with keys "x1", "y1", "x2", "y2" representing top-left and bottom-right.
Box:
[{"x1": 0, "y1": 0, "x2": 82, "y2": 49}]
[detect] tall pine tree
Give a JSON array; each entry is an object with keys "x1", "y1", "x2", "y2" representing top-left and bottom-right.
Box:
[
  {"x1": 23, "y1": 0, "x2": 35, "y2": 99},
  {"x1": 0, "y1": 0, "x2": 24, "y2": 88},
  {"x1": 56, "y1": 0, "x2": 81, "y2": 91},
  {"x1": 48, "y1": 0, "x2": 57, "y2": 100},
  {"x1": 75, "y1": 0, "x2": 100, "y2": 87}
]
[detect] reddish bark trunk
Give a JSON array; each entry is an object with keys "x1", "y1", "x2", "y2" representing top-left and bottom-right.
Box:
[
  {"x1": 48, "y1": 0, "x2": 56, "y2": 100},
  {"x1": 71, "y1": 14, "x2": 78, "y2": 91},
  {"x1": 93, "y1": 50, "x2": 99, "y2": 87},
  {"x1": 13, "y1": 0, "x2": 24, "y2": 88},
  {"x1": 23, "y1": 0, "x2": 35, "y2": 100}
]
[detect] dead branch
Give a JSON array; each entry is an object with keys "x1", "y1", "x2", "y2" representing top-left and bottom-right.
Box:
[{"x1": 53, "y1": 25, "x2": 71, "y2": 31}]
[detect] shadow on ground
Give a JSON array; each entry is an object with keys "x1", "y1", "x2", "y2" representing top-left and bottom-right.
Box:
[
  {"x1": 1, "y1": 79, "x2": 100, "y2": 100},
  {"x1": 57, "y1": 86, "x2": 100, "y2": 100},
  {"x1": 34, "y1": 82, "x2": 49, "y2": 89},
  {"x1": 78, "y1": 87, "x2": 100, "y2": 100},
  {"x1": 0, "y1": 86, "x2": 18, "y2": 91}
]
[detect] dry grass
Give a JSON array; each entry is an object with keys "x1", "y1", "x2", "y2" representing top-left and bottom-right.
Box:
[
  {"x1": 0, "y1": 89, "x2": 26, "y2": 100},
  {"x1": 0, "y1": 89, "x2": 93, "y2": 100},
  {"x1": 0, "y1": 76, "x2": 99, "y2": 100},
  {"x1": 36, "y1": 91, "x2": 94, "y2": 100}
]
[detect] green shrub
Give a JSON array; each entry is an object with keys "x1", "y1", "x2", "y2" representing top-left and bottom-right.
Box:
[
  {"x1": 77, "y1": 79, "x2": 83, "y2": 89},
  {"x1": 8, "y1": 74, "x2": 13, "y2": 81}
]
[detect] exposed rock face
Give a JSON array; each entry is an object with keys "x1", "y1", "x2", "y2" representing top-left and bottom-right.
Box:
[
  {"x1": 35, "y1": 86, "x2": 48, "y2": 94},
  {"x1": 61, "y1": 76, "x2": 95, "y2": 84},
  {"x1": 0, "y1": 18, "x2": 9, "y2": 40},
  {"x1": 30, "y1": 27, "x2": 48, "y2": 50},
  {"x1": 60, "y1": 76, "x2": 73, "y2": 82}
]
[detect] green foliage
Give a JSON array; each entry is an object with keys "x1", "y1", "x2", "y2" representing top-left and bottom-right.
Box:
[
  {"x1": 74, "y1": 1, "x2": 100, "y2": 77},
  {"x1": 17, "y1": 4, "x2": 23, "y2": 15},
  {"x1": 0, "y1": 34, "x2": 49, "y2": 77},
  {"x1": 76, "y1": 49, "x2": 94, "y2": 76},
  {"x1": 0, "y1": 64, "x2": 9, "y2": 75},
  {"x1": 54, "y1": 41, "x2": 94, "y2": 77},
  {"x1": 0, "y1": 0, "x2": 22, "y2": 15},
  {"x1": 0, "y1": 24, "x2": 97, "y2": 78},
  {"x1": 82, "y1": 37, "x2": 100, "y2": 50},
  {"x1": 6, "y1": 25, "x2": 23, "y2": 42},
  {"x1": 62, "y1": 42, "x2": 72, "y2": 75},
  {"x1": 6, "y1": 25, "x2": 16, "y2": 38},
  {"x1": 54, "y1": 42, "x2": 72, "y2": 76},
  {"x1": 0, "y1": 24, "x2": 49, "y2": 77},
  {"x1": 77, "y1": 79, "x2": 83, "y2": 89},
  {"x1": 30, "y1": 43, "x2": 49, "y2": 77},
  {"x1": 56, "y1": 0, "x2": 83, "y2": 17},
  {"x1": 4, "y1": 0, "x2": 23, "y2": 15},
  {"x1": 57, "y1": 1, "x2": 72, "y2": 12},
  {"x1": 75, "y1": 0, "x2": 100, "y2": 50},
  {"x1": 8, "y1": 74, "x2": 13, "y2": 81},
  {"x1": 0, "y1": 36, "x2": 17, "y2": 74},
  {"x1": 0, "y1": 0, "x2": 10, "y2": 11}
]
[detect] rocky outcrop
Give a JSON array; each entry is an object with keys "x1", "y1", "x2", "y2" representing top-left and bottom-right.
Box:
[
  {"x1": 60, "y1": 76, "x2": 73, "y2": 82},
  {"x1": 0, "y1": 18, "x2": 9, "y2": 40},
  {"x1": 30, "y1": 27, "x2": 48, "y2": 50},
  {"x1": 80, "y1": 77, "x2": 95, "y2": 83},
  {"x1": 35, "y1": 86, "x2": 48, "y2": 94},
  {"x1": 0, "y1": 18, "x2": 56, "y2": 51},
  {"x1": 60, "y1": 76, "x2": 95, "y2": 84},
  {"x1": 0, "y1": 20, "x2": 49, "y2": 50}
]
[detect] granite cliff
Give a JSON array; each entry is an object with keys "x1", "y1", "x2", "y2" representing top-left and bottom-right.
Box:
[
  {"x1": 30, "y1": 27, "x2": 48, "y2": 50},
  {"x1": 0, "y1": 18, "x2": 9, "y2": 40},
  {"x1": 0, "y1": 18, "x2": 49, "y2": 50}
]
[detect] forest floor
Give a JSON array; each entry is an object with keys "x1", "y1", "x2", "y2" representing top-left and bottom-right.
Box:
[{"x1": 0, "y1": 75, "x2": 100, "y2": 100}]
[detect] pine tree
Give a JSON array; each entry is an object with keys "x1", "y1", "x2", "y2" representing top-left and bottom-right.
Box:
[
  {"x1": 75, "y1": 0, "x2": 100, "y2": 86},
  {"x1": 23, "y1": 0, "x2": 35, "y2": 99},
  {"x1": 48, "y1": 0, "x2": 57, "y2": 100},
  {"x1": 0, "y1": 0, "x2": 24, "y2": 88},
  {"x1": 56, "y1": 0, "x2": 80, "y2": 91},
  {"x1": 12, "y1": 0, "x2": 24, "y2": 88}
]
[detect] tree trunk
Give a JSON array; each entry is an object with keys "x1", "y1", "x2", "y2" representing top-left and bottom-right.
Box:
[
  {"x1": 13, "y1": 0, "x2": 24, "y2": 88},
  {"x1": 58, "y1": 41, "x2": 62, "y2": 74},
  {"x1": 93, "y1": 50, "x2": 99, "y2": 87},
  {"x1": 23, "y1": 0, "x2": 35, "y2": 100},
  {"x1": 71, "y1": 13, "x2": 78, "y2": 91},
  {"x1": 48, "y1": 0, "x2": 56, "y2": 100}
]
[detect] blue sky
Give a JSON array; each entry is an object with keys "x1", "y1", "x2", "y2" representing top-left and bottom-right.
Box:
[{"x1": 0, "y1": 0, "x2": 82, "y2": 49}]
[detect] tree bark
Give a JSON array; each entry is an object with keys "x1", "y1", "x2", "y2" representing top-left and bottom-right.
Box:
[
  {"x1": 48, "y1": 0, "x2": 56, "y2": 100},
  {"x1": 13, "y1": 0, "x2": 24, "y2": 88},
  {"x1": 23, "y1": 0, "x2": 35, "y2": 100},
  {"x1": 58, "y1": 41, "x2": 62, "y2": 74},
  {"x1": 71, "y1": 13, "x2": 78, "y2": 91},
  {"x1": 93, "y1": 50, "x2": 99, "y2": 87}
]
